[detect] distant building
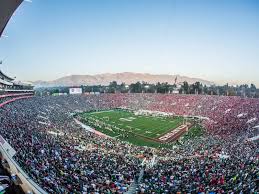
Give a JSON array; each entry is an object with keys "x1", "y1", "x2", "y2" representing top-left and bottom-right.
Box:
[{"x1": 0, "y1": 69, "x2": 34, "y2": 94}]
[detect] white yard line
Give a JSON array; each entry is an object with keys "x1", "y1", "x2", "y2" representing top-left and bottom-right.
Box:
[
  {"x1": 74, "y1": 118, "x2": 112, "y2": 139},
  {"x1": 89, "y1": 110, "x2": 114, "y2": 114}
]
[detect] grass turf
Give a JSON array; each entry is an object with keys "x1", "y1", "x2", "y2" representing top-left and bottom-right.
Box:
[
  {"x1": 82, "y1": 110, "x2": 183, "y2": 138},
  {"x1": 78, "y1": 109, "x2": 203, "y2": 148}
]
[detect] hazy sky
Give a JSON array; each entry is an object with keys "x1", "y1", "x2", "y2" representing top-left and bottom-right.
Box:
[{"x1": 0, "y1": 0, "x2": 258, "y2": 85}]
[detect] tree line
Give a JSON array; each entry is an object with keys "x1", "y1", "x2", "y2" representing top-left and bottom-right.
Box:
[{"x1": 36, "y1": 81, "x2": 258, "y2": 98}]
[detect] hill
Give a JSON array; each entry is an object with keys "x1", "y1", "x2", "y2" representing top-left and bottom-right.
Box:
[{"x1": 33, "y1": 72, "x2": 214, "y2": 87}]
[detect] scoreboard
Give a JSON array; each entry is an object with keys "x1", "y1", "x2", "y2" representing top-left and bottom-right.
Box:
[{"x1": 69, "y1": 88, "x2": 82, "y2": 94}]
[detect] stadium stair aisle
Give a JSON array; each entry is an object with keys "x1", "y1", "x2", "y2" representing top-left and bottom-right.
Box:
[
  {"x1": 125, "y1": 182, "x2": 137, "y2": 194},
  {"x1": 138, "y1": 169, "x2": 144, "y2": 184},
  {"x1": 125, "y1": 168, "x2": 144, "y2": 194}
]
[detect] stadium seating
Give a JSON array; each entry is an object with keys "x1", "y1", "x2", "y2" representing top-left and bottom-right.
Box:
[{"x1": 0, "y1": 94, "x2": 258, "y2": 193}]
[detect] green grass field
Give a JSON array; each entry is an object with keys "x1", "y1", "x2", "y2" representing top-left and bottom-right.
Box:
[{"x1": 78, "y1": 109, "x2": 203, "y2": 148}]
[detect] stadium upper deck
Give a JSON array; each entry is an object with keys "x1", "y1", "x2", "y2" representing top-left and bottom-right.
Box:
[
  {"x1": 0, "y1": 68, "x2": 34, "y2": 94},
  {"x1": 0, "y1": 0, "x2": 23, "y2": 37}
]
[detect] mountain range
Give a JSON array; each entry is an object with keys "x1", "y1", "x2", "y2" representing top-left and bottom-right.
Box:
[{"x1": 32, "y1": 72, "x2": 214, "y2": 87}]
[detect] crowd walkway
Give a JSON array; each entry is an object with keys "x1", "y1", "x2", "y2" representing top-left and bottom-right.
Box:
[{"x1": 126, "y1": 168, "x2": 144, "y2": 194}]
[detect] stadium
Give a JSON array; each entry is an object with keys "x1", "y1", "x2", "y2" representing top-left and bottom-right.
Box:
[
  {"x1": 76, "y1": 108, "x2": 191, "y2": 147},
  {"x1": 0, "y1": 93, "x2": 258, "y2": 193},
  {"x1": 0, "y1": 1, "x2": 258, "y2": 194}
]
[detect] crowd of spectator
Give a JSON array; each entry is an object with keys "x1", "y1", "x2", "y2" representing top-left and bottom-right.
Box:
[{"x1": 0, "y1": 93, "x2": 258, "y2": 193}]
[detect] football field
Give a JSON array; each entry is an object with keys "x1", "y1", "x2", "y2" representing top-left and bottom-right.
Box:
[{"x1": 78, "y1": 109, "x2": 187, "y2": 147}]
